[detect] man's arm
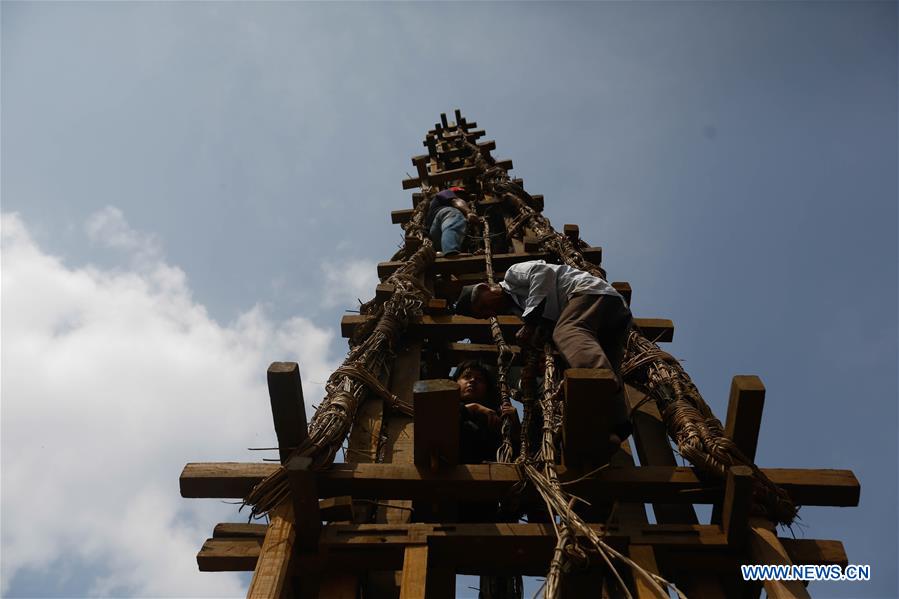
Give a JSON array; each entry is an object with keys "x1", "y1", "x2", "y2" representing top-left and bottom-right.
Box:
[{"x1": 451, "y1": 198, "x2": 479, "y2": 225}]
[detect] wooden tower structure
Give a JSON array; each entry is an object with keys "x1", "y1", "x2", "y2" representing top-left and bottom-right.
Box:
[{"x1": 180, "y1": 111, "x2": 860, "y2": 598}]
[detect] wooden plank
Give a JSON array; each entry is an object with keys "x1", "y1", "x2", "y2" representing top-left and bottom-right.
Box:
[
  {"x1": 214, "y1": 523, "x2": 268, "y2": 538},
  {"x1": 412, "y1": 380, "x2": 460, "y2": 469},
  {"x1": 198, "y1": 531, "x2": 848, "y2": 574},
  {"x1": 399, "y1": 545, "x2": 428, "y2": 599},
  {"x1": 341, "y1": 315, "x2": 673, "y2": 344},
  {"x1": 402, "y1": 166, "x2": 480, "y2": 190},
  {"x1": 198, "y1": 537, "x2": 263, "y2": 571},
  {"x1": 747, "y1": 517, "x2": 812, "y2": 599},
  {"x1": 246, "y1": 503, "x2": 295, "y2": 599},
  {"x1": 181, "y1": 462, "x2": 860, "y2": 507},
  {"x1": 267, "y1": 362, "x2": 308, "y2": 464},
  {"x1": 722, "y1": 465, "x2": 753, "y2": 548},
  {"x1": 377, "y1": 247, "x2": 603, "y2": 277},
  {"x1": 563, "y1": 224, "x2": 579, "y2": 244},
  {"x1": 725, "y1": 376, "x2": 766, "y2": 462},
  {"x1": 662, "y1": 538, "x2": 848, "y2": 573},
  {"x1": 286, "y1": 456, "x2": 321, "y2": 552},
  {"x1": 781, "y1": 539, "x2": 848, "y2": 568},
  {"x1": 562, "y1": 368, "x2": 619, "y2": 468}
]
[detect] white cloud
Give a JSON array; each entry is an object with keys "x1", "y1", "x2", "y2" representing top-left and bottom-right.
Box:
[
  {"x1": 1, "y1": 211, "x2": 340, "y2": 597},
  {"x1": 84, "y1": 205, "x2": 163, "y2": 265},
  {"x1": 321, "y1": 259, "x2": 379, "y2": 309}
]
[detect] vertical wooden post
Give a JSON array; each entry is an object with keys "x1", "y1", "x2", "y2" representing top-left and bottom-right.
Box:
[
  {"x1": 412, "y1": 379, "x2": 460, "y2": 470},
  {"x1": 267, "y1": 362, "x2": 308, "y2": 465},
  {"x1": 285, "y1": 456, "x2": 321, "y2": 552},
  {"x1": 399, "y1": 544, "x2": 429, "y2": 599},
  {"x1": 246, "y1": 503, "x2": 296, "y2": 599},
  {"x1": 562, "y1": 368, "x2": 618, "y2": 469},
  {"x1": 722, "y1": 466, "x2": 754, "y2": 548},
  {"x1": 725, "y1": 376, "x2": 766, "y2": 462}
]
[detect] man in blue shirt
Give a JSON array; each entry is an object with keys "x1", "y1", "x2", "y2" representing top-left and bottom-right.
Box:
[{"x1": 425, "y1": 187, "x2": 479, "y2": 257}]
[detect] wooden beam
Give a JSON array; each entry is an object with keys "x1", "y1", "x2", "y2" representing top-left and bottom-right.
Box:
[
  {"x1": 725, "y1": 375, "x2": 766, "y2": 462},
  {"x1": 181, "y1": 462, "x2": 860, "y2": 507},
  {"x1": 399, "y1": 544, "x2": 429, "y2": 599},
  {"x1": 781, "y1": 538, "x2": 848, "y2": 569},
  {"x1": 722, "y1": 465, "x2": 753, "y2": 548},
  {"x1": 562, "y1": 368, "x2": 619, "y2": 469},
  {"x1": 199, "y1": 531, "x2": 848, "y2": 574},
  {"x1": 412, "y1": 380, "x2": 460, "y2": 469},
  {"x1": 563, "y1": 224, "x2": 579, "y2": 244},
  {"x1": 402, "y1": 165, "x2": 481, "y2": 190},
  {"x1": 747, "y1": 517, "x2": 812, "y2": 599},
  {"x1": 341, "y1": 315, "x2": 673, "y2": 344},
  {"x1": 266, "y1": 362, "x2": 308, "y2": 464},
  {"x1": 286, "y1": 456, "x2": 321, "y2": 552},
  {"x1": 377, "y1": 247, "x2": 603, "y2": 277},
  {"x1": 246, "y1": 503, "x2": 295, "y2": 599}
]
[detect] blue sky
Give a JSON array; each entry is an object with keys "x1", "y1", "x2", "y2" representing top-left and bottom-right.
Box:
[{"x1": 1, "y1": 2, "x2": 896, "y2": 598}]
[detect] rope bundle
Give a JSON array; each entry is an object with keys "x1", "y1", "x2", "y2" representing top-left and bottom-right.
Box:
[{"x1": 243, "y1": 190, "x2": 437, "y2": 518}]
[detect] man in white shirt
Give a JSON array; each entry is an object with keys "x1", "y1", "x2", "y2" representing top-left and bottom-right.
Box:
[{"x1": 454, "y1": 260, "x2": 633, "y2": 438}]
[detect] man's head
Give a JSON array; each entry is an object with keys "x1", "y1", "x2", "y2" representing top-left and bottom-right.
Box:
[
  {"x1": 454, "y1": 283, "x2": 509, "y2": 318},
  {"x1": 453, "y1": 360, "x2": 496, "y2": 405}
]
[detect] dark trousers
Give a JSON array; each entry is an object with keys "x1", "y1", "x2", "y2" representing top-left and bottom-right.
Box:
[{"x1": 552, "y1": 293, "x2": 632, "y2": 374}]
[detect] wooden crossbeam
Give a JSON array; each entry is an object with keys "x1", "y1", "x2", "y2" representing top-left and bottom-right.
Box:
[
  {"x1": 402, "y1": 165, "x2": 480, "y2": 190},
  {"x1": 341, "y1": 314, "x2": 673, "y2": 344},
  {"x1": 180, "y1": 462, "x2": 860, "y2": 506},
  {"x1": 377, "y1": 247, "x2": 603, "y2": 277},
  {"x1": 199, "y1": 530, "x2": 848, "y2": 575}
]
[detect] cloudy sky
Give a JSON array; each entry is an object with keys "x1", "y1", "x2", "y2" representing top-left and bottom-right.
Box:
[{"x1": 1, "y1": 2, "x2": 895, "y2": 598}]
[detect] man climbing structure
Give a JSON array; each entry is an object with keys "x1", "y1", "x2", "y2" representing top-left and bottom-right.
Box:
[
  {"x1": 453, "y1": 259, "x2": 633, "y2": 443},
  {"x1": 426, "y1": 187, "x2": 479, "y2": 256}
]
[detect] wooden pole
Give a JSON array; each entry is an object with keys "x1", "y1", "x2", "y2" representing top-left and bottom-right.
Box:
[{"x1": 246, "y1": 503, "x2": 296, "y2": 599}]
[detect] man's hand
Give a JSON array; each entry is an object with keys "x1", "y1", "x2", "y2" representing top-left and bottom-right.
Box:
[
  {"x1": 466, "y1": 403, "x2": 501, "y2": 431},
  {"x1": 515, "y1": 323, "x2": 536, "y2": 346},
  {"x1": 500, "y1": 402, "x2": 517, "y2": 418},
  {"x1": 466, "y1": 212, "x2": 480, "y2": 226}
]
